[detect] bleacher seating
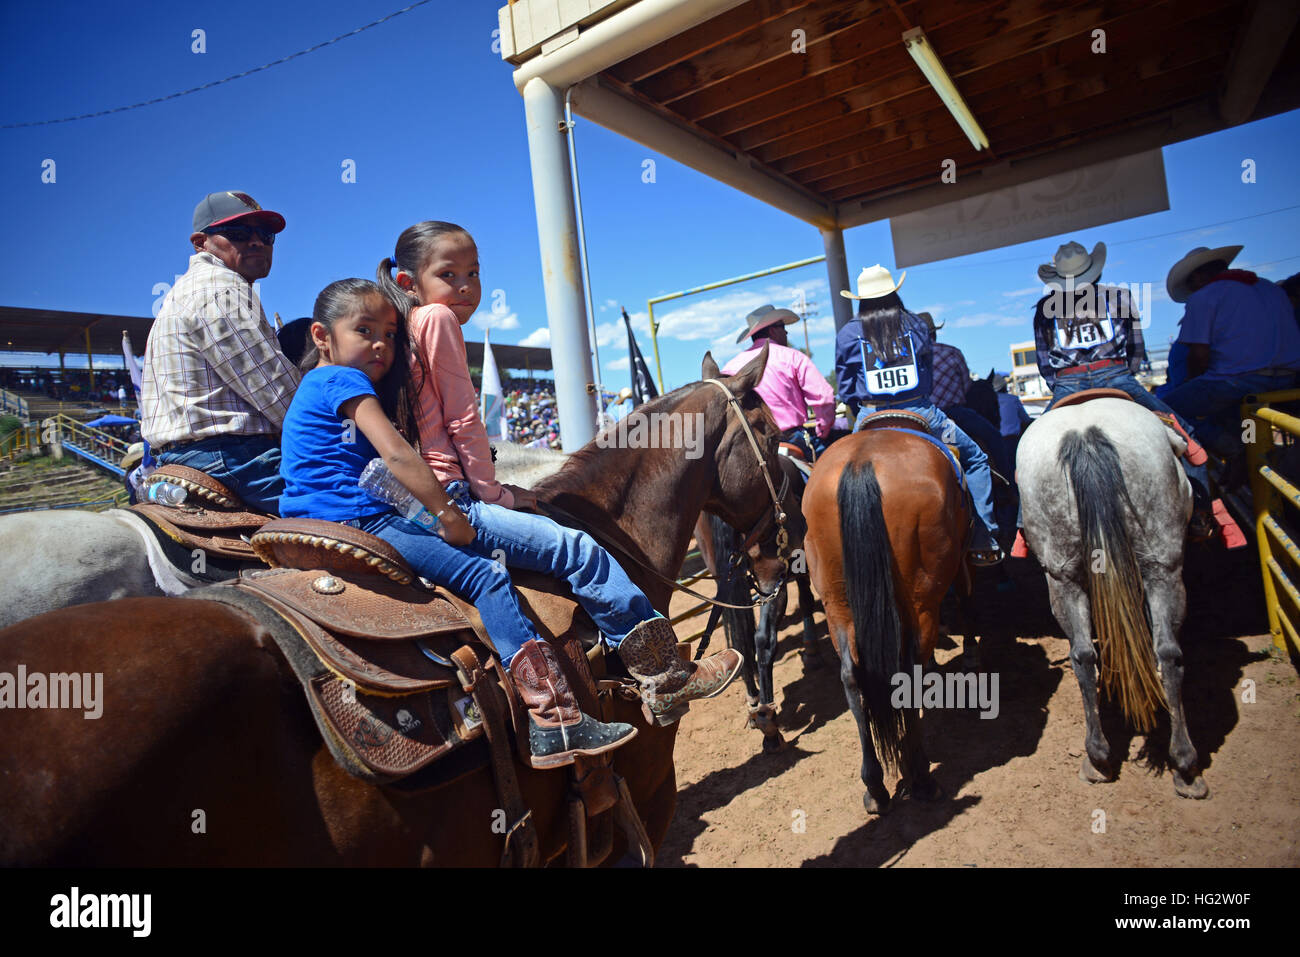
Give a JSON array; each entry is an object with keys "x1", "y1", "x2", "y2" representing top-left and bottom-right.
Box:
[{"x1": 0, "y1": 460, "x2": 125, "y2": 512}]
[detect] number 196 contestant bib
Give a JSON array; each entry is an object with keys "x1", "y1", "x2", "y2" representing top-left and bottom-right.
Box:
[{"x1": 860, "y1": 333, "x2": 920, "y2": 397}]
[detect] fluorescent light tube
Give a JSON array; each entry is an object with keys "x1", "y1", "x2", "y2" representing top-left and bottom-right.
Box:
[{"x1": 902, "y1": 26, "x2": 990, "y2": 151}]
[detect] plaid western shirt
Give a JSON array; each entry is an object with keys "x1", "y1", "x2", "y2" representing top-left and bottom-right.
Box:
[
  {"x1": 1032, "y1": 284, "x2": 1145, "y2": 388},
  {"x1": 930, "y1": 341, "x2": 971, "y2": 409},
  {"x1": 142, "y1": 252, "x2": 300, "y2": 451}
]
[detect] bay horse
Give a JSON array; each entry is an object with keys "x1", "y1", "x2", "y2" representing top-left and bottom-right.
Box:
[
  {"x1": 1017, "y1": 397, "x2": 1206, "y2": 798},
  {"x1": 802, "y1": 424, "x2": 972, "y2": 814},
  {"x1": 0, "y1": 350, "x2": 788, "y2": 865}
]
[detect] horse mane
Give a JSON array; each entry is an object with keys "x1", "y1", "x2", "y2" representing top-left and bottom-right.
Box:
[{"x1": 533, "y1": 383, "x2": 701, "y2": 498}]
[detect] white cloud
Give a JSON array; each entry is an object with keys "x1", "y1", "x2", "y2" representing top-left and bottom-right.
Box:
[
  {"x1": 600, "y1": 298, "x2": 618, "y2": 312},
  {"x1": 471, "y1": 309, "x2": 519, "y2": 331},
  {"x1": 518, "y1": 326, "x2": 550, "y2": 347},
  {"x1": 606, "y1": 356, "x2": 630, "y2": 371},
  {"x1": 999, "y1": 286, "x2": 1046, "y2": 299},
  {"x1": 950, "y1": 312, "x2": 1027, "y2": 329}
]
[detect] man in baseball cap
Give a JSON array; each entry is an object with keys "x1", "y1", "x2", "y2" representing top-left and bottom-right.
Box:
[{"x1": 140, "y1": 191, "x2": 300, "y2": 513}]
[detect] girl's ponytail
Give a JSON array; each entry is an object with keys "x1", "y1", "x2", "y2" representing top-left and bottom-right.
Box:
[{"x1": 376, "y1": 256, "x2": 413, "y2": 321}]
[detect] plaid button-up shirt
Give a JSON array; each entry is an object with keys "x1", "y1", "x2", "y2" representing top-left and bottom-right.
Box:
[
  {"x1": 930, "y1": 341, "x2": 971, "y2": 409},
  {"x1": 142, "y1": 252, "x2": 300, "y2": 451}
]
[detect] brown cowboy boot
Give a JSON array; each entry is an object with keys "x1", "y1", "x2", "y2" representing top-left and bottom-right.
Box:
[
  {"x1": 511, "y1": 639, "x2": 636, "y2": 770},
  {"x1": 617, "y1": 618, "x2": 743, "y2": 726}
]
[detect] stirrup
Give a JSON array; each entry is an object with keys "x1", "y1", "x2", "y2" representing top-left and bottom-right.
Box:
[{"x1": 968, "y1": 546, "x2": 1005, "y2": 567}]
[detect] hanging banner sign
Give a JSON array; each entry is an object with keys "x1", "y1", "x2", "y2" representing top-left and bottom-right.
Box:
[{"x1": 890, "y1": 150, "x2": 1169, "y2": 268}]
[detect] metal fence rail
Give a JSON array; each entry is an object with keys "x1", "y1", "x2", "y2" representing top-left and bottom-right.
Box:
[{"x1": 1243, "y1": 389, "x2": 1300, "y2": 657}]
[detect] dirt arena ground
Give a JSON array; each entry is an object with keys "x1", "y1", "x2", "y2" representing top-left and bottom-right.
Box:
[{"x1": 659, "y1": 543, "x2": 1300, "y2": 867}]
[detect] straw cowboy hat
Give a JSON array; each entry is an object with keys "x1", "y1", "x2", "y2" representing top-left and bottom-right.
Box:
[
  {"x1": 1166, "y1": 244, "x2": 1243, "y2": 303},
  {"x1": 736, "y1": 304, "x2": 799, "y2": 343},
  {"x1": 841, "y1": 264, "x2": 906, "y2": 300},
  {"x1": 1037, "y1": 241, "x2": 1106, "y2": 287},
  {"x1": 121, "y1": 442, "x2": 145, "y2": 471}
]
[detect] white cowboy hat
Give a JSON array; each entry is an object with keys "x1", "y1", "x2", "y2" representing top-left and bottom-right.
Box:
[
  {"x1": 1037, "y1": 241, "x2": 1106, "y2": 287},
  {"x1": 1166, "y1": 244, "x2": 1243, "y2": 303},
  {"x1": 841, "y1": 264, "x2": 906, "y2": 300}
]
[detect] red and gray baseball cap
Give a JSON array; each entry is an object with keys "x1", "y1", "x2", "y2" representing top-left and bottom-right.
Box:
[{"x1": 192, "y1": 191, "x2": 286, "y2": 234}]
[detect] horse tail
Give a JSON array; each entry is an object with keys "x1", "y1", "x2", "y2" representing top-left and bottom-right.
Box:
[
  {"x1": 837, "y1": 459, "x2": 905, "y2": 771},
  {"x1": 1059, "y1": 426, "x2": 1167, "y2": 731}
]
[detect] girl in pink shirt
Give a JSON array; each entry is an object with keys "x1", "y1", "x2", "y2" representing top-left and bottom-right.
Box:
[{"x1": 377, "y1": 221, "x2": 743, "y2": 726}]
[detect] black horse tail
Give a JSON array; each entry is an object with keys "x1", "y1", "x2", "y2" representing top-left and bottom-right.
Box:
[
  {"x1": 837, "y1": 460, "x2": 905, "y2": 772},
  {"x1": 1059, "y1": 426, "x2": 1167, "y2": 731}
]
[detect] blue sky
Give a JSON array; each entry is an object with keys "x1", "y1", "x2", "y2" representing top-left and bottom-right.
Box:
[{"x1": 3, "y1": 0, "x2": 1298, "y2": 389}]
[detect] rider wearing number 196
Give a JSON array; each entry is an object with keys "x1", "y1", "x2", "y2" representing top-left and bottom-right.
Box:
[{"x1": 834, "y1": 264, "x2": 1003, "y2": 565}]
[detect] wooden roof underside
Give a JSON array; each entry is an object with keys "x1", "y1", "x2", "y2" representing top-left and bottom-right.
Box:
[{"x1": 591, "y1": 0, "x2": 1300, "y2": 222}]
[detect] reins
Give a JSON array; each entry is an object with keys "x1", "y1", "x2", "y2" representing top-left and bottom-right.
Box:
[{"x1": 534, "y1": 379, "x2": 791, "y2": 611}]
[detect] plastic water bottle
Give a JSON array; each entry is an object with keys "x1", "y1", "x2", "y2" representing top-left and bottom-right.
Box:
[
  {"x1": 145, "y1": 481, "x2": 188, "y2": 507},
  {"x1": 358, "y1": 458, "x2": 444, "y2": 537}
]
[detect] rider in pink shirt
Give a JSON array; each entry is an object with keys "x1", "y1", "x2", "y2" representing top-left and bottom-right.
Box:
[{"x1": 721, "y1": 305, "x2": 835, "y2": 458}]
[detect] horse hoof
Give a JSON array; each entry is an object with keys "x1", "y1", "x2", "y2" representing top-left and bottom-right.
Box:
[
  {"x1": 863, "y1": 791, "x2": 891, "y2": 816},
  {"x1": 1079, "y1": 755, "x2": 1114, "y2": 784},
  {"x1": 1174, "y1": 774, "x2": 1209, "y2": 800},
  {"x1": 909, "y1": 776, "x2": 944, "y2": 802},
  {"x1": 761, "y1": 732, "x2": 783, "y2": 754},
  {"x1": 746, "y1": 695, "x2": 760, "y2": 710}
]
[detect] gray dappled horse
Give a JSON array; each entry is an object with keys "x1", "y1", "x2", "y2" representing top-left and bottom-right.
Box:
[
  {"x1": 1017, "y1": 397, "x2": 1207, "y2": 798},
  {"x1": 0, "y1": 443, "x2": 567, "y2": 630}
]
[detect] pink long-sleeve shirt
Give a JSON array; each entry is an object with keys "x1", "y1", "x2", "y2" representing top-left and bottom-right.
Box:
[
  {"x1": 409, "y1": 303, "x2": 514, "y2": 509},
  {"x1": 721, "y1": 341, "x2": 836, "y2": 437}
]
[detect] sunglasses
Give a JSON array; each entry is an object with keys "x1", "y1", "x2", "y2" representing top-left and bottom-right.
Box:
[{"x1": 203, "y1": 224, "x2": 276, "y2": 245}]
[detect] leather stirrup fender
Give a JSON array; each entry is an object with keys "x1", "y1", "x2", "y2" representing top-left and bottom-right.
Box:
[{"x1": 450, "y1": 645, "x2": 539, "y2": 869}]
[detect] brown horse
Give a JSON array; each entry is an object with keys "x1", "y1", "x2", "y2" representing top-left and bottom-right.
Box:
[
  {"x1": 802, "y1": 425, "x2": 972, "y2": 814},
  {"x1": 0, "y1": 350, "x2": 786, "y2": 865}
]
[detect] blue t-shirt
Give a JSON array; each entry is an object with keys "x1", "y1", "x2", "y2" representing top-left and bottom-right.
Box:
[
  {"x1": 279, "y1": 365, "x2": 391, "y2": 521},
  {"x1": 1175, "y1": 277, "x2": 1300, "y2": 379}
]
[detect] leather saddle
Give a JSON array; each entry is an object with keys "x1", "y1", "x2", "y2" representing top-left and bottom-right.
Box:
[
  {"x1": 131, "y1": 465, "x2": 272, "y2": 562},
  {"x1": 1052, "y1": 387, "x2": 1133, "y2": 410},
  {"x1": 857, "y1": 409, "x2": 964, "y2": 481},
  {"x1": 199, "y1": 515, "x2": 652, "y2": 867}
]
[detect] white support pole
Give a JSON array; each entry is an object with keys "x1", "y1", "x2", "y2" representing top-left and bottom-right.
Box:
[
  {"x1": 522, "y1": 76, "x2": 598, "y2": 451},
  {"x1": 821, "y1": 226, "x2": 852, "y2": 332}
]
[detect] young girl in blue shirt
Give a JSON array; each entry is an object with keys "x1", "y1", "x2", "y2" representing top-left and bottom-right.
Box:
[{"x1": 279, "y1": 278, "x2": 634, "y2": 769}]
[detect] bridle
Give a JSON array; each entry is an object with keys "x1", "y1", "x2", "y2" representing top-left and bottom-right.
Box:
[
  {"x1": 536, "y1": 379, "x2": 792, "y2": 611},
  {"x1": 700, "y1": 378, "x2": 791, "y2": 605}
]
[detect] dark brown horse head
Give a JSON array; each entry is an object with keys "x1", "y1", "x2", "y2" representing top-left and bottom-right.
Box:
[{"x1": 699, "y1": 346, "x2": 789, "y2": 594}]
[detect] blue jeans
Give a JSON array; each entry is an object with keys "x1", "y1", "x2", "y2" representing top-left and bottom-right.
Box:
[
  {"x1": 444, "y1": 481, "x2": 657, "y2": 646},
  {"x1": 1161, "y1": 370, "x2": 1297, "y2": 453},
  {"x1": 358, "y1": 510, "x2": 541, "y2": 668},
  {"x1": 157, "y1": 434, "x2": 285, "y2": 514},
  {"x1": 855, "y1": 401, "x2": 998, "y2": 550},
  {"x1": 1051, "y1": 365, "x2": 1210, "y2": 507}
]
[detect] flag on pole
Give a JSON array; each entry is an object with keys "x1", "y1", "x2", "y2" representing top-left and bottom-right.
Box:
[
  {"x1": 480, "y1": 329, "x2": 509, "y2": 442},
  {"x1": 621, "y1": 307, "x2": 658, "y2": 408},
  {"x1": 121, "y1": 331, "x2": 144, "y2": 401}
]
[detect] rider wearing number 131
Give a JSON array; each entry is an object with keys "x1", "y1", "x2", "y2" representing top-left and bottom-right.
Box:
[
  {"x1": 1031, "y1": 241, "x2": 1214, "y2": 538},
  {"x1": 834, "y1": 265, "x2": 1003, "y2": 566}
]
